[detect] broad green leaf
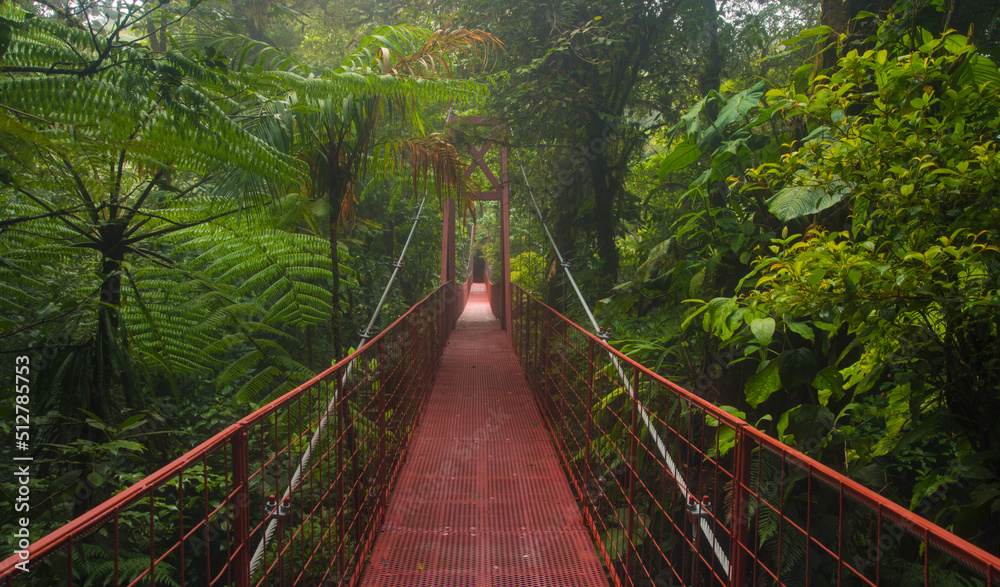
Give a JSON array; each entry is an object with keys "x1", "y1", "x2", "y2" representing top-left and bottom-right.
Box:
[
  {"x1": 119, "y1": 414, "x2": 148, "y2": 432},
  {"x1": 712, "y1": 81, "x2": 766, "y2": 131},
  {"x1": 750, "y1": 317, "x2": 775, "y2": 346},
  {"x1": 709, "y1": 426, "x2": 737, "y2": 458},
  {"x1": 657, "y1": 140, "x2": 701, "y2": 178},
  {"x1": 603, "y1": 528, "x2": 627, "y2": 560},
  {"x1": 781, "y1": 404, "x2": 834, "y2": 447},
  {"x1": 785, "y1": 320, "x2": 815, "y2": 343},
  {"x1": 767, "y1": 180, "x2": 850, "y2": 222},
  {"x1": 696, "y1": 82, "x2": 766, "y2": 149},
  {"x1": 955, "y1": 53, "x2": 1000, "y2": 89},
  {"x1": 812, "y1": 365, "x2": 844, "y2": 405},
  {"x1": 706, "y1": 405, "x2": 746, "y2": 426},
  {"x1": 777, "y1": 348, "x2": 816, "y2": 388},
  {"x1": 746, "y1": 360, "x2": 781, "y2": 407},
  {"x1": 704, "y1": 297, "x2": 738, "y2": 338},
  {"x1": 680, "y1": 96, "x2": 707, "y2": 136},
  {"x1": 802, "y1": 125, "x2": 832, "y2": 144},
  {"x1": 780, "y1": 25, "x2": 835, "y2": 46}
]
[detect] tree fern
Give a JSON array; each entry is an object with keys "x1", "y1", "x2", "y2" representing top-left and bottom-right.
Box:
[
  {"x1": 116, "y1": 195, "x2": 338, "y2": 403},
  {"x1": 0, "y1": 2, "x2": 322, "y2": 444},
  {"x1": 76, "y1": 544, "x2": 182, "y2": 587}
]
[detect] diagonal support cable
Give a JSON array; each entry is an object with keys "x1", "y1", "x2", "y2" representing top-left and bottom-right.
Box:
[
  {"x1": 248, "y1": 195, "x2": 427, "y2": 578},
  {"x1": 511, "y1": 145, "x2": 732, "y2": 578}
]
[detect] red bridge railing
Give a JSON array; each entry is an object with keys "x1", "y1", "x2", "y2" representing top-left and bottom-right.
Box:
[
  {"x1": 512, "y1": 285, "x2": 1000, "y2": 587},
  {"x1": 0, "y1": 283, "x2": 468, "y2": 586},
  {"x1": 483, "y1": 259, "x2": 503, "y2": 322}
]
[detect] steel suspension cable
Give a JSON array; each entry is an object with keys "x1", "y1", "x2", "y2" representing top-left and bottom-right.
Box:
[
  {"x1": 249, "y1": 195, "x2": 427, "y2": 577},
  {"x1": 466, "y1": 220, "x2": 476, "y2": 282},
  {"x1": 511, "y1": 146, "x2": 732, "y2": 578},
  {"x1": 359, "y1": 195, "x2": 428, "y2": 344}
]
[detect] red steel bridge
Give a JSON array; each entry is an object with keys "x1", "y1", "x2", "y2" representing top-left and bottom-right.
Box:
[{"x1": 3, "y1": 122, "x2": 1000, "y2": 586}]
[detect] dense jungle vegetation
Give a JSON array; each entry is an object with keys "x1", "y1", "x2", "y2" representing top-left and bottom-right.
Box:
[{"x1": 2, "y1": 0, "x2": 1000, "y2": 570}]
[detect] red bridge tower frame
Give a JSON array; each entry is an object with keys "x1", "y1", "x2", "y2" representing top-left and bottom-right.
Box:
[{"x1": 441, "y1": 115, "x2": 512, "y2": 335}]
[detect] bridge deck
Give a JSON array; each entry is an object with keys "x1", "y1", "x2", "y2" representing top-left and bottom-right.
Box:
[{"x1": 359, "y1": 284, "x2": 609, "y2": 587}]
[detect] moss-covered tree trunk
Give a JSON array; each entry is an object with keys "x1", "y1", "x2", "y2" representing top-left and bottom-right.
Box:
[
  {"x1": 327, "y1": 167, "x2": 348, "y2": 362},
  {"x1": 816, "y1": 0, "x2": 892, "y2": 72}
]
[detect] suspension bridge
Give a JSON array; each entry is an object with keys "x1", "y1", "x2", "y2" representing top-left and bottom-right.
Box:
[{"x1": 2, "y1": 120, "x2": 999, "y2": 587}]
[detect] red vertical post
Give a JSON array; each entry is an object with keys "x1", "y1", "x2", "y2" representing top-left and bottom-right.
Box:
[
  {"x1": 438, "y1": 285, "x2": 447, "y2": 353},
  {"x1": 440, "y1": 197, "x2": 456, "y2": 287},
  {"x1": 524, "y1": 291, "x2": 530, "y2": 366},
  {"x1": 730, "y1": 426, "x2": 751, "y2": 587},
  {"x1": 534, "y1": 299, "x2": 542, "y2": 388},
  {"x1": 584, "y1": 337, "x2": 596, "y2": 521},
  {"x1": 232, "y1": 427, "x2": 250, "y2": 587},
  {"x1": 377, "y1": 337, "x2": 388, "y2": 514},
  {"x1": 625, "y1": 367, "x2": 639, "y2": 579},
  {"x1": 500, "y1": 141, "x2": 513, "y2": 337},
  {"x1": 542, "y1": 310, "x2": 552, "y2": 407},
  {"x1": 336, "y1": 373, "x2": 346, "y2": 576}
]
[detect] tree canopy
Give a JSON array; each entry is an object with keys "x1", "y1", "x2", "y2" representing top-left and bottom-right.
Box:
[{"x1": 3, "y1": 0, "x2": 1000, "y2": 575}]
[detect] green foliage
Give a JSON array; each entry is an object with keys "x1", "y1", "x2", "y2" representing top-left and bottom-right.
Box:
[
  {"x1": 608, "y1": 8, "x2": 1000, "y2": 561},
  {"x1": 675, "y1": 23, "x2": 1000, "y2": 551},
  {"x1": 510, "y1": 250, "x2": 546, "y2": 295}
]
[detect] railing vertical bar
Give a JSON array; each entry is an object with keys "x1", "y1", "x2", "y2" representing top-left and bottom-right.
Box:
[
  {"x1": 876, "y1": 504, "x2": 883, "y2": 585},
  {"x1": 542, "y1": 308, "x2": 552, "y2": 406},
  {"x1": 337, "y1": 372, "x2": 346, "y2": 578},
  {"x1": 349, "y1": 372, "x2": 362, "y2": 565},
  {"x1": 295, "y1": 384, "x2": 303, "y2": 577},
  {"x1": 520, "y1": 289, "x2": 526, "y2": 362},
  {"x1": 66, "y1": 537, "x2": 72, "y2": 587},
  {"x1": 309, "y1": 385, "x2": 318, "y2": 584},
  {"x1": 777, "y1": 457, "x2": 785, "y2": 584},
  {"x1": 585, "y1": 337, "x2": 596, "y2": 519},
  {"x1": 259, "y1": 421, "x2": 267, "y2": 581},
  {"x1": 232, "y1": 427, "x2": 251, "y2": 587},
  {"x1": 805, "y1": 472, "x2": 811, "y2": 587},
  {"x1": 113, "y1": 513, "x2": 119, "y2": 586},
  {"x1": 834, "y1": 480, "x2": 844, "y2": 586},
  {"x1": 731, "y1": 426, "x2": 751, "y2": 587},
  {"x1": 558, "y1": 321, "x2": 568, "y2": 443},
  {"x1": 534, "y1": 294, "x2": 541, "y2": 387},
  {"x1": 227, "y1": 442, "x2": 236, "y2": 585},
  {"x1": 285, "y1": 400, "x2": 293, "y2": 573},
  {"x1": 626, "y1": 365, "x2": 639, "y2": 585},
  {"x1": 378, "y1": 336, "x2": 388, "y2": 517},
  {"x1": 149, "y1": 488, "x2": 156, "y2": 587},
  {"x1": 178, "y1": 467, "x2": 185, "y2": 587}
]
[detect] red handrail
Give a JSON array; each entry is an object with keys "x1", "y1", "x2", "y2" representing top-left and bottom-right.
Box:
[
  {"x1": 511, "y1": 284, "x2": 1000, "y2": 587},
  {"x1": 483, "y1": 259, "x2": 502, "y2": 321},
  {"x1": 0, "y1": 283, "x2": 466, "y2": 586}
]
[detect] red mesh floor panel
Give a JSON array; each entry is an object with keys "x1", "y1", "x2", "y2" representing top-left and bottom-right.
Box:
[{"x1": 358, "y1": 285, "x2": 610, "y2": 587}]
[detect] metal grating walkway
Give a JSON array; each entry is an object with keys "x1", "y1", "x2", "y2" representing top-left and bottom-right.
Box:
[{"x1": 359, "y1": 284, "x2": 610, "y2": 587}]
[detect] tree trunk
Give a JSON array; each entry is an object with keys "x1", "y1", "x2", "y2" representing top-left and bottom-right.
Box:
[
  {"x1": 94, "y1": 222, "x2": 132, "y2": 417},
  {"x1": 586, "y1": 115, "x2": 622, "y2": 292},
  {"x1": 544, "y1": 201, "x2": 577, "y2": 311},
  {"x1": 816, "y1": 0, "x2": 892, "y2": 72},
  {"x1": 328, "y1": 174, "x2": 347, "y2": 361},
  {"x1": 588, "y1": 150, "x2": 620, "y2": 290},
  {"x1": 700, "y1": 0, "x2": 722, "y2": 120}
]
